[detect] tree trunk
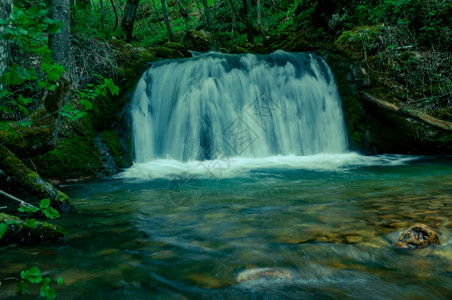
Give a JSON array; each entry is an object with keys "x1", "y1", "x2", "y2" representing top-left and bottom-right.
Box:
[
  {"x1": 361, "y1": 92, "x2": 452, "y2": 132},
  {"x1": 0, "y1": 0, "x2": 13, "y2": 90},
  {"x1": 257, "y1": 0, "x2": 265, "y2": 38},
  {"x1": 242, "y1": 0, "x2": 254, "y2": 43},
  {"x1": 49, "y1": 0, "x2": 71, "y2": 79},
  {"x1": 160, "y1": 0, "x2": 175, "y2": 42},
  {"x1": 200, "y1": 0, "x2": 212, "y2": 31},
  {"x1": 121, "y1": 0, "x2": 140, "y2": 43},
  {"x1": 109, "y1": 0, "x2": 118, "y2": 32},
  {"x1": 100, "y1": 0, "x2": 104, "y2": 28},
  {"x1": 0, "y1": 145, "x2": 73, "y2": 212},
  {"x1": 176, "y1": 0, "x2": 190, "y2": 31}
]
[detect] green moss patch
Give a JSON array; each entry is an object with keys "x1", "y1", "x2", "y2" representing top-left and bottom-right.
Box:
[{"x1": 30, "y1": 136, "x2": 102, "y2": 180}]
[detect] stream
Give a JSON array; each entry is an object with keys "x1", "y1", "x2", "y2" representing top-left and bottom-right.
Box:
[{"x1": 1, "y1": 154, "x2": 451, "y2": 299}]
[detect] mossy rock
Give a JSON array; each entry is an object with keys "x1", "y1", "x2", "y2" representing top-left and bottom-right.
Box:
[
  {"x1": 183, "y1": 30, "x2": 215, "y2": 52},
  {"x1": 334, "y1": 24, "x2": 385, "y2": 60},
  {"x1": 0, "y1": 126, "x2": 54, "y2": 159},
  {"x1": 326, "y1": 53, "x2": 370, "y2": 152},
  {"x1": 150, "y1": 44, "x2": 190, "y2": 59},
  {"x1": 110, "y1": 39, "x2": 157, "y2": 93},
  {"x1": 101, "y1": 129, "x2": 129, "y2": 168},
  {"x1": 29, "y1": 136, "x2": 102, "y2": 180},
  {"x1": 0, "y1": 213, "x2": 65, "y2": 246}
]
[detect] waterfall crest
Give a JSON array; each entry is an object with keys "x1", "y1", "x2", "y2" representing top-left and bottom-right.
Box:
[{"x1": 130, "y1": 51, "x2": 348, "y2": 162}]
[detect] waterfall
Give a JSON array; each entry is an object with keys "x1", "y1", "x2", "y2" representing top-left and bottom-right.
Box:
[{"x1": 130, "y1": 50, "x2": 348, "y2": 163}]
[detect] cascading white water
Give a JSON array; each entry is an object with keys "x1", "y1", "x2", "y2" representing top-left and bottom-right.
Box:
[{"x1": 130, "y1": 50, "x2": 348, "y2": 163}]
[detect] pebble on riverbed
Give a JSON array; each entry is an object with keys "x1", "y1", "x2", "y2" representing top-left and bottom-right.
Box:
[
  {"x1": 395, "y1": 223, "x2": 441, "y2": 249},
  {"x1": 236, "y1": 268, "x2": 292, "y2": 283}
]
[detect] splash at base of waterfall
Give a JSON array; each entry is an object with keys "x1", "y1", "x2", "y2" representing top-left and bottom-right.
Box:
[{"x1": 119, "y1": 153, "x2": 419, "y2": 180}]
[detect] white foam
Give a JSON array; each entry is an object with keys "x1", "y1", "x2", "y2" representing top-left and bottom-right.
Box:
[{"x1": 117, "y1": 152, "x2": 420, "y2": 180}]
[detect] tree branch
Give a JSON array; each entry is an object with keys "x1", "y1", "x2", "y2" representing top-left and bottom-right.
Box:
[{"x1": 0, "y1": 189, "x2": 39, "y2": 209}]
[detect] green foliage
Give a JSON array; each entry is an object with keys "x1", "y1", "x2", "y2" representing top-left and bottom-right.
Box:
[
  {"x1": 18, "y1": 205, "x2": 40, "y2": 214},
  {"x1": 17, "y1": 198, "x2": 60, "y2": 219},
  {"x1": 0, "y1": 0, "x2": 63, "y2": 115},
  {"x1": 16, "y1": 266, "x2": 61, "y2": 299},
  {"x1": 40, "y1": 198, "x2": 61, "y2": 219},
  {"x1": 21, "y1": 266, "x2": 43, "y2": 284},
  {"x1": 59, "y1": 74, "x2": 120, "y2": 121},
  {"x1": 0, "y1": 223, "x2": 7, "y2": 238}
]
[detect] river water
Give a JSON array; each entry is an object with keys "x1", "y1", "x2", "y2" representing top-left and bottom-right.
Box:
[{"x1": 1, "y1": 154, "x2": 451, "y2": 299}]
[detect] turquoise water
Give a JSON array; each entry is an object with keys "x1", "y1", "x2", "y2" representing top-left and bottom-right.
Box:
[{"x1": 1, "y1": 154, "x2": 451, "y2": 299}]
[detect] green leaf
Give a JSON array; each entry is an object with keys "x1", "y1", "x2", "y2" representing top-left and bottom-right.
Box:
[
  {"x1": 17, "y1": 121, "x2": 32, "y2": 128},
  {"x1": 27, "y1": 6, "x2": 48, "y2": 18},
  {"x1": 41, "y1": 284, "x2": 56, "y2": 300},
  {"x1": 22, "y1": 266, "x2": 43, "y2": 284},
  {"x1": 105, "y1": 78, "x2": 120, "y2": 96},
  {"x1": 0, "y1": 223, "x2": 7, "y2": 239},
  {"x1": 80, "y1": 99, "x2": 93, "y2": 110},
  {"x1": 57, "y1": 277, "x2": 63, "y2": 285},
  {"x1": 42, "y1": 207, "x2": 60, "y2": 219},
  {"x1": 25, "y1": 218, "x2": 37, "y2": 229},
  {"x1": 47, "y1": 19, "x2": 63, "y2": 34},
  {"x1": 16, "y1": 280, "x2": 28, "y2": 294},
  {"x1": 39, "y1": 198, "x2": 51, "y2": 209},
  {"x1": 18, "y1": 94, "x2": 33, "y2": 105},
  {"x1": 18, "y1": 205, "x2": 40, "y2": 214}
]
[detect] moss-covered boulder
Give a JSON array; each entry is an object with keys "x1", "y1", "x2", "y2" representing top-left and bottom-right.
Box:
[
  {"x1": 0, "y1": 213, "x2": 65, "y2": 246},
  {"x1": 334, "y1": 24, "x2": 385, "y2": 60},
  {"x1": 29, "y1": 136, "x2": 102, "y2": 180},
  {"x1": 183, "y1": 30, "x2": 215, "y2": 52},
  {"x1": 266, "y1": 30, "x2": 312, "y2": 53},
  {"x1": 150, "y1": 42, "x2": 190, "y2": 59},
  {"x1": 110, "y1": 38, "x2": 157, "y2": 93}
]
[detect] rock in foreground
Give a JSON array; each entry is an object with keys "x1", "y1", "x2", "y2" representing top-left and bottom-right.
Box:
[
  {"x1": 236, "y1": 268, "x2": 292, "y2": 283},
  {"x1": 395, "y1": 223, "x2": 441, "y2": 249}
]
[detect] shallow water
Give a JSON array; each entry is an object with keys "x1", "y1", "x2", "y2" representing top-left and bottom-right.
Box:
[{"x1": 1, "y1": 154, "x2": 451, "y2": 299}]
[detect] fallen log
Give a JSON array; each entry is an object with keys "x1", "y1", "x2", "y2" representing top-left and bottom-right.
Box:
[
  {"x1": 361, "y1": 92, "x2": 452, "y2": 133},
  {"x1": 0, "y1": 145, "x2": 73, "y2": 212},
  {"x1": 0, "y1": 213, "x2": 65, "y2": 245}
]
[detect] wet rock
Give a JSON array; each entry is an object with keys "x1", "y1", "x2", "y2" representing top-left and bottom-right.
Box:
[
  {"x1": 395, "y1": 223, "x2": 441, "y2": 249},
  {"x1": 236, "y1": 268, "x2": 292, "y2": 283}
]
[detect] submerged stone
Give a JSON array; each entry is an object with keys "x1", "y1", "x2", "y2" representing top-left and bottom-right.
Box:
[
  {"x1": 395, "y1": 223, "x2": 441, "y2": 249},
  {"x1": 236, "y1": 268, "x2": 292, "y2": 283}
]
